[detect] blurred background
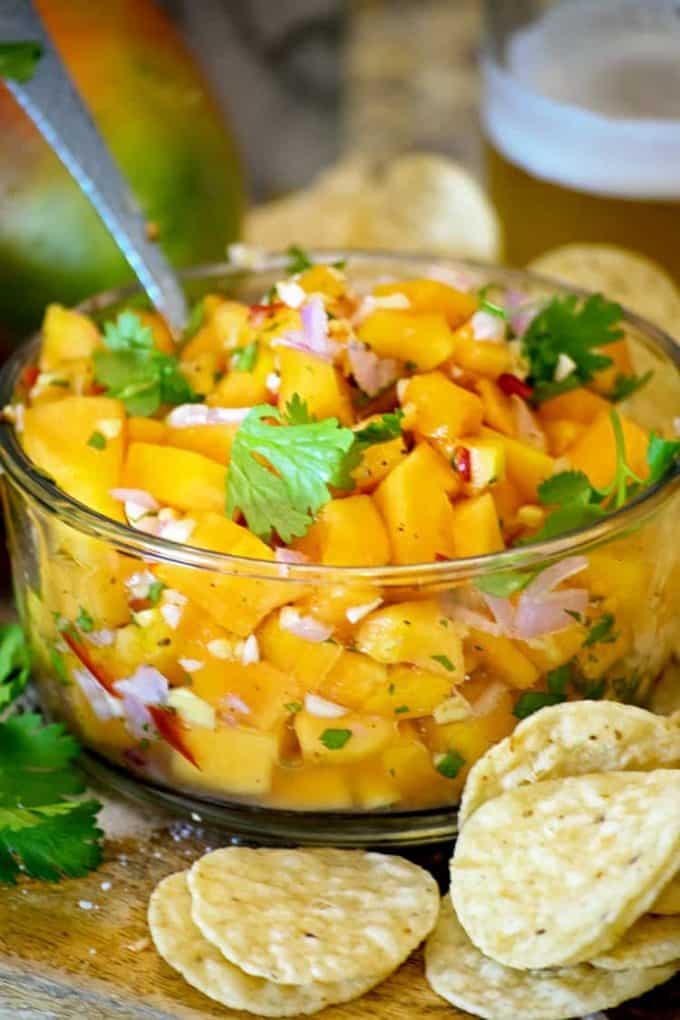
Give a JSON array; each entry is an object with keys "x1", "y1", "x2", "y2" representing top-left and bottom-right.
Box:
[{"x1": 1, "y1": 0, "x2": 680, "y2": 343}]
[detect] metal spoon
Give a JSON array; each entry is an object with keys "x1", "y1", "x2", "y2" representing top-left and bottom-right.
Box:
[{"x1": 0, "y1": 0, "x2": 188, "y2": 335}]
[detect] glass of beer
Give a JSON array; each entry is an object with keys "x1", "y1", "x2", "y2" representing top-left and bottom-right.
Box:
[{"x1": 482, "y1": 0, "x2": 680, "y2": 279}]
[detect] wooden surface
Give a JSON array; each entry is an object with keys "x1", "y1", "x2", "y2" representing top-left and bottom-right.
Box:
[{"x1": 1, "y1": 789, "x2": 679, "y2": 1020}]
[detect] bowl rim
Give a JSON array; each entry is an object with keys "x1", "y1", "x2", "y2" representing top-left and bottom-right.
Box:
[{"x1": 1, "y1": 250, "x2": 678, "y2": 587}]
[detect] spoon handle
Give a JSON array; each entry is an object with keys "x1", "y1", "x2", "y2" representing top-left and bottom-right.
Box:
[{"x1": 0, "y1": 0, "x2": 188, "y2": 335}]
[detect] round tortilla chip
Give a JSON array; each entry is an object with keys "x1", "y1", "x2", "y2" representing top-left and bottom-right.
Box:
[
  {"x1": 451, "y1": 770, "x2": 680, "y2": 971},
  {"x1": 529, "y1": 243, "x2": 680, "y2": 339},
  {"x1": 459, "y1": 701, "x2": 680, "y2": 826},
  {"x1": 653, "y1": 873, "x2": 680, "y2": 916},
  {"x1": 189, "y1": 847, "x2": 439, "y2": 985},
  {"x1": 148, "y1": 872, "x2": 388, "y2": 1017},
  {"x1": 591, "y1": 913, "x2": 680, "y2": 971},
  {"x1": 425, "y1": 896, "x2": 679, "y2": 1020}
]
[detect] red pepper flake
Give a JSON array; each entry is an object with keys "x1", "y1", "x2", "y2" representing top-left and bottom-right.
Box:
[
  {"x1": 498, "y1": 373, "x2": 533, "y2": 400},
  {"x1": 452, "y1": 446, "x2": 472, "y2": 482},
  {"x1": 62, "y1": 631, "x2": 119, "y2": 696},
  {"x1": 147, "y1": 706, "x2": 200, "y2": 770},
  {"x1": 21, "y1": 365, "x2": 39, "y2": 389}
]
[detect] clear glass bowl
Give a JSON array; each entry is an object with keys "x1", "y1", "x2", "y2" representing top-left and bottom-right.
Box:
[{"x1": 1, "y1": 253, "x2": 679, "y2": 847}]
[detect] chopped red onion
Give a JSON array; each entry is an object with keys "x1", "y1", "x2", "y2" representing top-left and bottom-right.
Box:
[
  {"x1": 121, "y1": 694, "x2": 155, "y2": 741},
  {"x1": 166, "y1": 404, "x2": 251, "y2": 428},
  {"x1": 273, "y1": 295, "x2": 339, "y2": 363},
  {"x1": 276, "y1": 280, "x2": 306, "y2": 308},
  {"x1": 110, "y1": 488, "x2": 159, "y2": 511},
  {"x1": 348, "y1": 339, "x2": 399, "y2": 397},
  {"x1": 274, "y1": 548, "x2": 310, "y2": 564},
  {"x1": 482, "y1": 594, "x2": 515, "y2": 633},
  {"x1": 114, "y1": 665, "x2": 169, "y2": 705},
  {"x1": 279, "y1": 606, "x2": 334, "y2": 643},
  {"x1": 304, "y1": 693, "x2": 348, "y2": 718},
  {"x1": 158, "y1": 518, "x2": 195, "y2": 544},
  {"x1": 85, "y1": 628, "x2": 115, "y2": 648},
  {"x1": 511, "y1": 395, "x2": 547, "y2": 451},
  {"x1": 514, "y1": 588, "x2": 589, "y2": 639},
  {"x1": 523, "y1": 556, "x2": 588, "y2": 601},
  {"x1": 509, "y1": 304, "x2": 539, "y2": 338},
  {"x1": 72, "y1": 668, "x2": 122, "y2": 721},
  {"x1": 471, "y1": 310, "x2": 506, "y2": 343},
  {"x1": 240, "y1": 634, "x2": 260, "y2": 665},
  {"x1": 442, "y1": 603, "x2": 501, "y2": 636},
  {"x1": 345, "y1": 598, "x2": 383, "y2": 624}
]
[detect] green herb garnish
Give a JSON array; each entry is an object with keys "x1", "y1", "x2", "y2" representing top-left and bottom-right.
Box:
[
  {"x1": 394, "y1": 705, "x2": 410, "y2": 714},
  {"x1": 431, "y1": 654, "x2": 456, "y2": 672},
  {"x1": 522, "y1": 294, "x2": 623, "y2": 402},
  {"x1": 606, "y1": 371, "x2": 653, "y2": 403},
  {"x1": 49, "y1": 647, "x2": 69, "y2": 687},
  {"x1": 75, "y1": 608, "x2": 94, "y2": 634},
  {"x1": 0, "y1": 41, "x2": 43, "y2": 83},
  {"x1": 513, "y1": 664, "x2": 570, "y2": 719},
  {"x1": 353, "y1": 410, "x2": 404, "y2": 449},
  {"x1": 147, "y1": 580, "x2": 166, "y2": 606},
  {"x1": 232, "y1": 342, "x2": 259, "y2": 373},
  {"x1": 320, "y1": 728, "x2": 352, "y2": 750},
  {"x1": 476, "y1": 570, "x2": 535, "y2": 598},
  {"x1": 0, "y1": 624, "x2": 31, "y2": 711},
  {"x1": 87, "y1": 431, "x2": 107, "y2": 451},
  {"x1": 226, "y1": 404, "x2": 354, "y2": 543},
  {"x1": 436, "y1": 750, "x2": 466, "y2": 779},
  {"x1": 93, "y1": 311, "x2": 195, "y2": 417},
  {"x1": 584, "y1": 613, "x2": 617, "y2": 648},
  {"x1": 284, "y1": 701, "x2": 303, "y2": 714},
  {"x1": 286, "y1": 244, "x2": 313, "y2": 275}
]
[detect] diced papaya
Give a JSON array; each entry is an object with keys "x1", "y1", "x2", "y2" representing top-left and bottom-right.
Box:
[
  {"x1": 22, "y1": 396, "x2": 126, "y2": 520},
  {"x1": 402, "y1": 371, "x2": 484, "y2": 441},
  {"x1": 358, "y1": 310, "x2": 454, "y2": 370},
  {"x1": 294, "y1": 710, "x2": 395, "y2": 764},
  {"x1": 373, "y1": 279, "x2": 477, "y2": 328},
  {"x1": 277, "y1": 347, "x2": 352, "y2": 424},
  {"x1": 362, "y1": 663, "x2": 453, "y2": 718},
  {"x1": 192, "y1": 659, "x2": 301, "y2": 734},
  {"x1": 123, "y1": 442, "x2": 225, "y2": 513},
  {"x1": 168, "y1": 724, "x2": 278, "y2": 796},
  {"x1": 590, "y1": 339, "x2": 634, "y2": 395},
  {"x1": 356, "y1": 600, "x2": 465, "y2": 678},
  {"x1": 566, "y1": 410, "x2": 650, "y2": 489},
  {"x1": 40, "y1": 304, "x2": 101, "y2": 370},
  {"x1": 543, "y1": 419, "x2": 586, "y2": 457},
  {"x1": 450, "y1": 322, "x2": 513, "y2": 378},
  {"x1": 257, "y1": 610, "x2": 343, "y2": 688},
  {"x1": 538, "y1": 387, "x2": 610, "y2": 425},
  {"x1": 208, "y1": 347, "x2": 275, "y2": 408},
  {"x1": 450, "y1": 493, "x2": 504, "y2": 557},
  {"x1": 270, "y1": 764, "x2": 353, "y2": 810},
  {"x1": 482, "y1": 428, "x2": 555, "y2": 502},
  {"x1": 293, "y1": 495, "x2": 390, "y2": 566},
  {"x1": 318, "y1": 650, "x2": 388, "y2": 710},
  {"x1": 374, "y1": 443, "x2": 460, "y2": 563},
  {"x1": 164, "y1": 424, "x2": 237, "y2": 465},
  {"x1": 157, "y1": 513, "x2": 291, "y2": 636},
  {"x1": 467, "y1": 630, "x2": 539, "y2": 689},
  {"x1": 128, "y1": 417, "x2": 166, "y2": 444},
  {"x1": 475, "y1": 378, "x2": 516, "y2": 436}
]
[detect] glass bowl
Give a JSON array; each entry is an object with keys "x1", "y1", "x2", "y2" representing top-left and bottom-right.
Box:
[{"x1": 1, "y1": 253, "x2": 679, "y2": 847}]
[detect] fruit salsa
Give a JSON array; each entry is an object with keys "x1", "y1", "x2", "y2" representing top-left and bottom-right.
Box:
[{"x1": 3, "y1": 252, "x2": 679, "y2": 815}]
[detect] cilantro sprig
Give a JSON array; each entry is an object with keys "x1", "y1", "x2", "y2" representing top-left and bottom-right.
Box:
[
  {"x1": 0, "y1": 624, "x2": 31, "y2": 712},
  {"x1": 226, "y1": 402, "x2": 355, "y2": 542},
  {"x1": 0, "y1": 41, "x2": 43, "y2": 83},
  {"x1": 522, "y1": 294, "x2": 623, "y2": 402},
  {"x1": 286, "y1": 245, "x2": 313, "y2": 275},
  {"x1": 93, "y1": 311, "x2": 195, "y2": 416}
]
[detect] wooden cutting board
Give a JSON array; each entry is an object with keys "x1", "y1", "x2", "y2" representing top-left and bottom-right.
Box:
[{"x1": 0, "y1": 791, "x2": 678, "y2": 1020}]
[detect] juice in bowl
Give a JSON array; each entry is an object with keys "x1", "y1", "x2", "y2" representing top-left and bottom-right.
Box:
[{"x1": 0, "y1": 251, "x2": 678, "y2": 846}]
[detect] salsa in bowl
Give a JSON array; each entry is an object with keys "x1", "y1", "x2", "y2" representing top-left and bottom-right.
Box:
[{"x1": 1, "y1": 252, "x2": 678, "y2": 844}]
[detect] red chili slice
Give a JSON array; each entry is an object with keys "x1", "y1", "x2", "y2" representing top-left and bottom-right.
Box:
[
  {"x1": 62, "y1": 631, "x2": 118, "y2": 696},
  {"x1": 147, "y1": 706, "x2": 200, "y2": 770},
  {"x1": 498, "y1": 373, "x2": 534, "y2": 400},
  {"x1": 248, "y1": 301, "x2": 285, "y2": 319},
  {"x1": 452, "y1": 446, "x2": 472, "y2": 483},
  {"x1": 21, "y1": 365, "x2": 40, "y2": 389}
]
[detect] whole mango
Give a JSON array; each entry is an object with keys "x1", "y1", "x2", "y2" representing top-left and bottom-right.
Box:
[{"x1": 0, "y1": 0, "x2": 243, "y2": 338}]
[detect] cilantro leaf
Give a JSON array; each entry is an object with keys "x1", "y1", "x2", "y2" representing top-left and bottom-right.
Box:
[
  {"x1": 320, "y1": 728, "x2": 352, "y2": 750},
  {"x1": 584, "y1": 613, "x2": 617, "y2": 648},
  {"x1": 147, "y1": 580, "x2": 165, "y2": 606},
  {"x1": 353, "y1": 411, "x2": 404, "y2": 449},
  {"x1": 0, "y1": 801, "x2": 102, "y2": 884},
  {"x1": 607, "y1": 371, "x2": 653, "y2": 402},
  {"x1": 436, "y1": 750, "x2": 466, "y2": 779},
  {"x1": 513, "y1": 690, "x2": 566, "y2": 719},
  {"x1": 646, "y1": 433, "x2": 680, "y2": 488},
  {"x1": 538, "y1": 471, "x2": 593, "y2": 508},
  {"x1": 0, "y1": 41, "x2": 43, "y2": 83},
  {"x1": 431, "y1": 654, "x2": 456, "y2": 672},
  {"x1": 522, "y1": 294, "x2": 623, "y2": 402},
  {"x1": 94, "y1": 311, "x2": 195, "y2": 416},
  {"x1": 286, "y1": 244, "x2": 313, "y2": 275},
  {"x1": 226, "y1": 405, "x2": 355, "y2": 542},
  {"x1": 476, "y1": 569, "x2": 535, "y2": 597},
  {"x1": 0, "y1": 714, "x2": 84, "y2": 808},
  {"x1": 76, "y1": 608, "x2": 94, "y2": 633},
  {"x1": 232, "y1": 342, "x2": 258, "y2": 373},
  {"x1": 87, "y1": 431, "x2": 106, "y2": 450},
  {"x1": 284, "y1": 394, "x2": 315, "y2": 425},
  {"x1": 0, "y1": 624, "x2": 31, "y2": 712}
]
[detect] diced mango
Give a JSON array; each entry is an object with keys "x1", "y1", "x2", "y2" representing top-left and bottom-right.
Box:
[
  {"x1": 123, "y1": 442, "x2": 225, "y2": 513},
  {"x1": 373, "y1": 279, "x2": 477, "y2": 328},
  {"x1": 583, "y1": 547, "x2": 649, "y2": 614},
  {"x1": 362, "y1": 663, "x2": 453, "y2": 718},
  {"x1": 358, "y1": 310, "x2": 454, "y2": 370},
  {"x1": 157, "y1": 513, "x2": 291, "y2": 636},
  {"x1": 164, "y1": 424, "x2": 237, "y2": 465},
  {"x1": 40, "y1": 304, "x2": 101, "y2": 370},
  {"x1": 521, "y1": 625, "x2": 586, "y2": 673},
  {"x1": 298, "y1": 265, "x2": 346, "y2": 299},
  {"x1": 590, "y1": 339, "x2": 634, "y2": 395},
  {"x1": 381, "y1": 735, "x2": 453, "y2": 806},
  {"x1": 467, "y1": 630, "x2": 539, "y2": 689},
  {"x1": 402, "y1": 371, "x2": 484, "y2": 441},
  {"x1": 476, "y1": 378, "x2": 516, "y2": 436},
  {"x1": 349, "y1": 759, "x2": 401, "y2": 809},
  {"x1": 181, "y1": 299, "x2": 251, "y2": 362},
  {"x1": 22, "y1": 396, "x2": 126, "y2": 520},
  {"x1": 491, "y1": 477, "x2": 523, "y2": 534},
  {"x1": 374, "y1": 443, "x2": 459, "y2": 563},
  {"x1": 168, "y1": 725, "x2": 278, "y2": 796},
  {"x1": 451, "y1": 323, "x2": 513, "y2": 378},
  {"x1": 277, "y1": 347, "x2": 352, "y2": 424},
  {"x1": 318, "y1": 650, "x2": 388, "y2": 710},
  {"x1": 356, "y1": 600, "x2": 465, "y2": 678},
  {"x1": 293, "y1": 495, "x2": 390, "y2": 566},
  {"x1": 483, "y1": 428, "x2": 555, "y2": 502},
  {"x1": 270, "y1": 764, "x2": 353, "y2": 810},
  {"x1": 128, "y1": 417, "x2": 166, "y2": 444},
  {"x1": 136, "y1": 310, "x2": 174, "y2": 354},
  {"x1": 429, "y1": 680, "x2": 515, "y2": 765},
  {"x1": 302, "y1": 584, "x2": 383, "y2": 633},
  {"x1": 45, "y1": 550, "x2": 131, "y2": 630},
  {"x1": 450, "y1": 493, "x2": 504, "y2": 557},
  {"x1": 543, "y1": 419, "x2": 585, "y2": 457},
  {"x1": 294, "y1": 710, "x2": 395, "y2": 764},
  {"x1": 257, "y1": 610, "x2": 343, "y2": 688},
  {"x1": 351, "y1": 426, "x2": 407, "y2": 491},
  {"x1": 538, "y1": 387, "x2": 610, "y2": 425},
  {"x1": 566, "y1": 410, "x2": 650, "y2": 489},
  {"x1": 208, "y1": 347, "x2": 275, "y2": 408},
  {"x1": 192, "y1": 659, "x2": 300, "y2": 733}
]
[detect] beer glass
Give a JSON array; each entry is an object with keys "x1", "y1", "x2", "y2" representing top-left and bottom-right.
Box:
[{"x1": 482, "y1": 0, "x2": 680, "y2": 279}]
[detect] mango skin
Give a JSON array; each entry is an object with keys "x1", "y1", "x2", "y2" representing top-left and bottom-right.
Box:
[{"x1": 0, "y1": 0, "x2": 243, "y2": 336}]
